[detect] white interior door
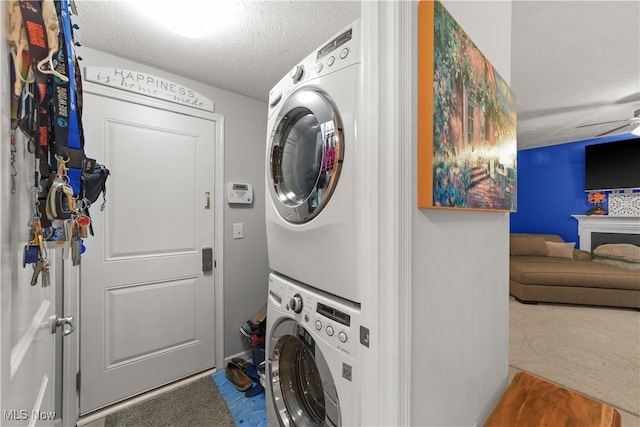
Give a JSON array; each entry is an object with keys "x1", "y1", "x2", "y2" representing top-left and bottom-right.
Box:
[
  {"x1": 79, "y1": 92, "x2": 217, "y2": 414},
  {"x1": 1, "y1": 131, "x2": 58, "y2": 427}
]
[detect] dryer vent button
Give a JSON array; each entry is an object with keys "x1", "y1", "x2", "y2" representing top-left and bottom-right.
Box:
[
  {"x1": 315, "y1": 320, "x2": 322, "y2": 330},
  {"x1": 328, "y1": 56, "x2": 335, "y2": 66},
  {"x1": 340, "y1": 48, "x2": 349, "y2": 59},
  {"x1": 339, "y1": 331, "x2": 347, "y2": 343},
  {"x1": 316, "y1": 64, "x2": 323, "y2": 74},
  {"x1": 326, "y1": 326, "x2": 334, "y2": 337}
]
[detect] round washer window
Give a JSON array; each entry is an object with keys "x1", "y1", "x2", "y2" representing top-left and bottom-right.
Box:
[
  {"x1": 269, "y1": 325, "x2": 340, "y2": 427},
  {"x1": 269, "y1": 90, "x2": 344, "y2": 223}
]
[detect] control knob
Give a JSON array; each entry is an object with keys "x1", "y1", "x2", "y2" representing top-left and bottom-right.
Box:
[
  {"x1": 290, "y1": 65, "x2": 304, "y2": 83},
  {"x1": 289, "y1": 294, "x2": 303, "y2": 313}
]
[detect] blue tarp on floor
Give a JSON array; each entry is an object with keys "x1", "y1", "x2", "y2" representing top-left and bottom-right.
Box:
[{"x1": 212, "y1": 369, "x2": 267, "y2": 427}]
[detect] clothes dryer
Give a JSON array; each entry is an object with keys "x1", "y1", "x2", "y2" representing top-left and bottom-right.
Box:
[
  {"x1": 266, "y1": 272, "x2": 361, "y2": 427},
  {"x1": 265, "y1": 20, "x2": 361, "y2": 303}
]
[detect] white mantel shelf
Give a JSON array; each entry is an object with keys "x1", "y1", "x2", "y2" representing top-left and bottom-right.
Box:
[{"x1": 572, "y1": 215, "x2": 640, "y2": 250}]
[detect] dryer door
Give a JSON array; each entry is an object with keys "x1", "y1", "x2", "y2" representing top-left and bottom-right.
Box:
[
  {"x1": 268, "y1": 90, "x2": 344, "y2": 223},
  {"x1": 269, "y1": 319, "x2": 340, "y2": 427}
]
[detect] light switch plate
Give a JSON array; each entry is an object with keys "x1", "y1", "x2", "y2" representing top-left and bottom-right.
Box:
[{"x1": 233, "y1": 223, "x2": 244, "y2": 239}]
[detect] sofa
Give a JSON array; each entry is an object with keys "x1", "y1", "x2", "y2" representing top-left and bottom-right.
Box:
[{"x1": 509, "y1": 233, "x2": 640, "y2": 310}]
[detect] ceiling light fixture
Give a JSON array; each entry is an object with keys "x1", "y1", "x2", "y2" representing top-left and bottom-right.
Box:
[{"x1": 134, "y1": 0, "x2": 241, "y2": 39}]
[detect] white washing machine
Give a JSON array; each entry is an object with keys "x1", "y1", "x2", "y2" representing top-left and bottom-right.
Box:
[
  {"x1": 265, "y1": 20, "x2": 362, "y2": 303},
  {"x1": 266, "y1": 272, "x2": 362, "y2": 427}
]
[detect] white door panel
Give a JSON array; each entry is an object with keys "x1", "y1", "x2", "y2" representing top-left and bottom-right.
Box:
[
  {"x1": 105, "y1": 277, "x2": 199, "y2": 367},
  {"x1": 80, "y1": 93, "x2": 216, "y2": 414},
  {"x1": 105, "y1": 120, "x2": 199, "y2": 258}
]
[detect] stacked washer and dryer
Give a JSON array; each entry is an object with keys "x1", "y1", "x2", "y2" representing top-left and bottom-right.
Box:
[{"x1": 264, "y1": 21, "x2": 364, "y2": 427}]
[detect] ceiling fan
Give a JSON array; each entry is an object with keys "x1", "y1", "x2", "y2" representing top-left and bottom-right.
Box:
[{"x1": 577, "y1": 108, "x2": 640, "y2": 136}]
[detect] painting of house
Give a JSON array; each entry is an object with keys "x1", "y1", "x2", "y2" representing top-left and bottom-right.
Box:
[{"x1": 419, "y1": 1, "x2": 517, "y2": 211}]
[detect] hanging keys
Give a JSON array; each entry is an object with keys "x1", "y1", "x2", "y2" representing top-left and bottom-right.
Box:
[
  {"x1": 24, "y1": 216, "x2": 45, "y2": 266},
  {"x1": 23, "y1": 243, "x2": 40, "y2": 267},
  {"x1": 71, "y1": 219, "x2": 81, "y2": 266},
  {"x1": 30, "y1": 260, "x2": 42, "y2": 286},
  {"x1": 76, "y1": 214, "x2": 90, "y2": 238},
  {"x1": 30, "y1": 257, "x2": 50, "y2": 287},
  {"x1": 40, "y1": 261, "x2": 51, "y2": 288},
  {"x1": 25, "y1": 212, "x2": 51, "y2": 286},
  {"x1": 71, "y1": 235, "x2": 81, "y2": 266}
]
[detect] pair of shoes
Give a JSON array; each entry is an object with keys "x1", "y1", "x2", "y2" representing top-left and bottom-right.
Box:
[
  {"x1": 225, "y1": 362, "x2": 252, "y2": 392},
  {"x1": 238, "y1": 307, "x2": 267, "y2": 338}
]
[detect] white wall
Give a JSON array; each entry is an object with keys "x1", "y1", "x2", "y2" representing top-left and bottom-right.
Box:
[
  {"x1": 78, "y1": 48, "x2": 270, "y2": 359},
  {"x1": 410, "y1": 2, "x2": 512, "y2": 425}
]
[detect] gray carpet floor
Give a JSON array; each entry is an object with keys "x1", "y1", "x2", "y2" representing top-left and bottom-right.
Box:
[
  {"x1": 509, "y1": 297, "x2": 640, "y2": 426},
  {"x1": 104, "y1": 376, "x2": 234, "y2": 427}
]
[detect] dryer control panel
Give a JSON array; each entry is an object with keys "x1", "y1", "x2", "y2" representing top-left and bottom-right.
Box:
[{"x1": 267, "y1": 19, "x2": 361, "y2": 117}]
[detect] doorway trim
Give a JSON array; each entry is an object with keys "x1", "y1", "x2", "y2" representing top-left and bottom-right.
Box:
[{"x1": 64, "y1": 81, "x2": 225, "y2": 424}]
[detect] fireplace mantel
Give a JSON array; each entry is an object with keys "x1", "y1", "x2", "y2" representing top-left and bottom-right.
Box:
[{"x1": 572, "y1": 215, "x2": 640, "y2": 250}]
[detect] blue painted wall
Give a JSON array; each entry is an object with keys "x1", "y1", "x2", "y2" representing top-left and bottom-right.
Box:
[{"x1": 510, "y1": 134, "x2": 635, "y2": 243}]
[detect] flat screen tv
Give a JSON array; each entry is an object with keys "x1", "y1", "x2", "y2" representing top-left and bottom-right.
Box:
[{"x1": 585, "y1": 138, "x2": 640, "y2": 191}]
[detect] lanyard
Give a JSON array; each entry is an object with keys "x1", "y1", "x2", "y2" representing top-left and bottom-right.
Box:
[{"x1": 52, "y1": 0, "x2": 84, "y2": 195}]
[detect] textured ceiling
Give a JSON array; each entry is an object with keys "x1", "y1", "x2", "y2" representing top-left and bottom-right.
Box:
[
  {"x1": 75, "y1": 1, "x2": 360, "y2": 102},
  {"x1": 75, "y1": 1, "x2": 640, "y2": 150},
  {"x1": 511, "y1": 1, "x2": 640, "y2": 149}
]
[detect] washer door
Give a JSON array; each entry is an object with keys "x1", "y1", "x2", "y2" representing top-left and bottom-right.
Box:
[
  {"x1": 268, "y1": 90, "x2": 344, "y2": 223},
  {"x1": 269, "y1": 320, "x2": 340, "y2": 427}
]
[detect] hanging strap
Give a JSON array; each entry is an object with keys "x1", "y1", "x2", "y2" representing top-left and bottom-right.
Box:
[
  {"x1": 20, "y1": 0, "x2": 51, "y2": 148},
  {"x1": 52, "y1": 0, "x2": 84, "y2": 196},
  {"x1": 19, "y1": 0, "x2": 53, "y2": 179}
]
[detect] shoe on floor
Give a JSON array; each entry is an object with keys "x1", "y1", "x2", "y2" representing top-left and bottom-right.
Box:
[
  {"x1": 245, "y1": 363, "x2": 260, "y2": 381},
  {"x1": 239, "y1": 321, "x2": 254, "y2": 338},
  {"x1": 231, "y1": 357, "x2": 249, "y2": 370},
  {"x1": 245, "y1": 383, "x2": 264, "y2": 397},
  {"x1": 225, "y1": 362, "x2": 252, "y2": 391}
]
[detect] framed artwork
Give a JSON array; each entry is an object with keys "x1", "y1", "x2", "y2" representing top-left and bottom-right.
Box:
[{"x1": 418, "y1": 1, "x2": 517, "y2": 212}]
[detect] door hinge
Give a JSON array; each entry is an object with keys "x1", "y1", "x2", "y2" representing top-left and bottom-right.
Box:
[{"x1": 76, "y1": 371, "x2": 81, "y2": 392}]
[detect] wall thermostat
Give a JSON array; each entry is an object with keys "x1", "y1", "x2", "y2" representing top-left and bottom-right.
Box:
[{"x1": 227, "y1": 182, "x2": 253, "y2": 204}]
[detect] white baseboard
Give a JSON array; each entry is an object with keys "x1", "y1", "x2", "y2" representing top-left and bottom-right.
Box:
[{"x1": 225, "y1": 349, "x2": 252, "y2": 365}]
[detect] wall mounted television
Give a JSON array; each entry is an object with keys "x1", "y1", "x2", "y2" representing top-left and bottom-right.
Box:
[{"x1": 585, "y1": 137, "x2": 640, "y2": 191}]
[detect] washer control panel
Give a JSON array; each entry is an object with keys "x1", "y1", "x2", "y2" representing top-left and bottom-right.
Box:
[{"x1": 282, "y1": 283, "x2": 358, "y2": 355}]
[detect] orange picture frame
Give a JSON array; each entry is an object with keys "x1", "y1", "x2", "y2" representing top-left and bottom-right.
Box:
[{"x1": 418, "y1": 1, "x2": 517, "y2": 212}]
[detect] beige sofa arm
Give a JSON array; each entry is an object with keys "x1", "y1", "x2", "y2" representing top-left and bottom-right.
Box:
[{"x1": 573, "y1": 249, "x2": 592, "y2": 261}]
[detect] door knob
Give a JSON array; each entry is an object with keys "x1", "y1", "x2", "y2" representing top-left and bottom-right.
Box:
[{"x1": 51, "y1": 315, "x2": 75, "y2": 336}]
